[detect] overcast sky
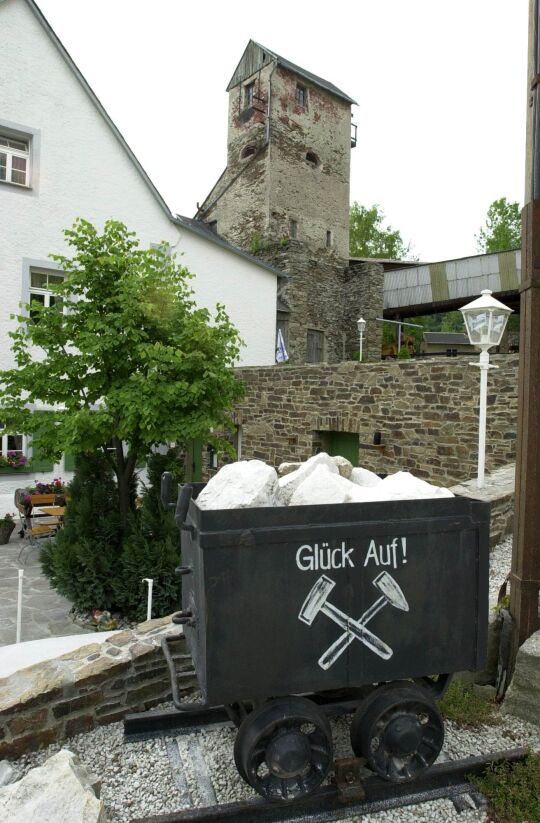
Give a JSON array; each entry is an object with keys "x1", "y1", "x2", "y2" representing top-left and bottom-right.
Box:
[{"x1": 38, "y1": 0, "x2": 528, "y2": 262}]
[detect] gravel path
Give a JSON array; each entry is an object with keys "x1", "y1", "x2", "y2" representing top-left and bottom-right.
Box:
[{"x1": 13, "y1": 537, "x2": 540, "y2": 823}]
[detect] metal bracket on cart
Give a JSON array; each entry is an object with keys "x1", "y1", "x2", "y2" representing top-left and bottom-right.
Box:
[{"x1": 162, "y1": 634, "x2": 211, "y2": 713}]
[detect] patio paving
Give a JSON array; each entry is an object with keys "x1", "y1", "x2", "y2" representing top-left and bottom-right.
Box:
[{"x1": 0, "y1": 530, "x2": 93, "y2": 647}]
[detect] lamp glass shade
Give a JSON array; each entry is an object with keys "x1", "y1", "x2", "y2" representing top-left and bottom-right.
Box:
[
  {"x1": 460, "y1": 290, "x2": 512, "y2": 351},
  {"x1": 357, "y1": 317, "x2": 366, "y2": 333}
]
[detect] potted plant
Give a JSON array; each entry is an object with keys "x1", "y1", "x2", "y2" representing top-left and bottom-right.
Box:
[
  {"x1": 0, "y1": 452, "x2": 30, "y2": 474},
  {"x1": 0, "y1": 513, "x2": 16, "y2": 545}
]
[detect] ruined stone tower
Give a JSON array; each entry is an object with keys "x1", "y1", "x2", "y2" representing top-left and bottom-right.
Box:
[{"x1": 196, "y1": 42, "x2": 383, "y2": 364}]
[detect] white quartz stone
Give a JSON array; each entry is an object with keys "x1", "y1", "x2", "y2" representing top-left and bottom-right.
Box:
[
  {"x1": 350, "y1": 466, "x2": 382, "y2": 488},
  {"x1": 330, "y1": 455, "x2": 353, "y2": 478},
  {"x1": 0, "y1": 749, "x2": 105, "y2": 823},
  {"x1": 367, "y1": 471, "x2": 454, "y2": 501},
  {"x1": 277, "y1": 462, "x2": 302, "y2": 477},
  {"x1": 196, "y1": 460, "x2": 278, "y2": 509},
  {"x1": 277, "y1": 452, "x2": 338, "y2": 505},
  {"x1": 289, "y1": 465, "x2": 363, "y2": 506}
]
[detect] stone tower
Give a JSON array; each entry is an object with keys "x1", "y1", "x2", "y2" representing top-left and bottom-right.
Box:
[{"x1": 196, "y1": 42, "x2": 383, "y2": 364}]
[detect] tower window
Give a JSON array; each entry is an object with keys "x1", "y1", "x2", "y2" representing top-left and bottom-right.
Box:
[
  {"x1": 244, "y1": 82, "x2": 255, "y2": 109},
  {"x1": 241, "y1": 144, "x2": 256, "y2": 159},
  {"x1": 305, "y1": 151, "x2": 319, "y2": 167},
  {"x1": 326, "y1": 230, "x2": 333, "y2": 248},
  {"x1": 296, "y1": 85, "x2": 307, "y2": 107},
  {"x1": 289, "y1": 219, "x2": 298, "y2": 239}
]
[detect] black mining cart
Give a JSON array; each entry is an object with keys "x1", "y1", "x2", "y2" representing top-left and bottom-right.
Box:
[{"x1": 160, "y1": 474, "x2": 490, "y2": 803}]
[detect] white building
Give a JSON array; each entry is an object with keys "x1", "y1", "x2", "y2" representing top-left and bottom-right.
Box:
[{"x1": 0, "y1": 0, "x2": 281, "y2": 491}]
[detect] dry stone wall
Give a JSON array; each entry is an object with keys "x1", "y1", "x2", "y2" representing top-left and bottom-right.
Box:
[
  {"x1": 0, "y1": 616, "x2": 195, "y2": 759},
  {"x1": 234, "y1": 355, "x2": 519, "y2": 486}
]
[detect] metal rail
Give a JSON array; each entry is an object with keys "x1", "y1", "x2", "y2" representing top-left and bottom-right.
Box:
[
  {"x1": 130, "y1": 748, "x2": 527, "y2": 823},
  {"x1": 124, "y1": 699, "x2": 362, "y2": 741}
]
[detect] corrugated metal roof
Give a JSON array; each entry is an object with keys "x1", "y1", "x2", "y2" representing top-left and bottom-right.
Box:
[
  {"x1": 384, "y1": 250, "x2": 521, "y2": 314},
  {"x1": 227, "y1": 40, "x2": 357, "y2": 106}
]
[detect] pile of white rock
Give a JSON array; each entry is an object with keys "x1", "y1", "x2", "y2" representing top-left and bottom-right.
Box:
[{"x1": 196, "y1": 452, "x2": 453, "y2": 510}]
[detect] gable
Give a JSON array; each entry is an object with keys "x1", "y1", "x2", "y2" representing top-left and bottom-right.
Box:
[
  {"x1": 226, "y1": 41, "x2": 274, "y2": 91},
  {"x1": 0, "y1": 0, "x2": 172, "y2": 226}
]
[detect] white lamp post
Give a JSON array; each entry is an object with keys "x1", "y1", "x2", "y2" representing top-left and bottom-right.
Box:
[
  {"x1": 357, "y1": 317, "x2": 366, "y2": 362},
  {"x1": 460, "y1": 289, "x2": 513, "y2": 488}
]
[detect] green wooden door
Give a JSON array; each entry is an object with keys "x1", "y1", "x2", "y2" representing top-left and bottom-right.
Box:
[{"x1": 328, "y1": 432, "x2": 359, "y2": 466}]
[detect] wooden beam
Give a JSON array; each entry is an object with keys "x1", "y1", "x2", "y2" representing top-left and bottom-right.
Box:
[{"x1": 510, "y1": 199, "x2": 540, "y2": 648}]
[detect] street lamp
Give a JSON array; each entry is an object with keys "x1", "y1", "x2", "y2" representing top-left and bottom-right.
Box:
[
  {"x1": 460, "y1": 289, "x2": 513, "y2": 488},
  {"x1": 357, "y1": 317, "x2": 366, "y2": 362}
]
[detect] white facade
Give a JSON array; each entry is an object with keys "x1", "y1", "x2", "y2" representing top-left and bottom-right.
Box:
[
  {"x1": 0, "y1": 0, "x2": 277, "y2": 371},
  {"x1": 0, "y1": 0, "x2": 278, "y2": 493}
]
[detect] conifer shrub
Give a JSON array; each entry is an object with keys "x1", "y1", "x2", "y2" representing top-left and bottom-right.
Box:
[
  {"x1": 40, "y1": 451, "x2": 123, "y2": 612},
  {"x1": 115, "y1": 451, "x2": 184, "y2": 621},
  {"x1": 41, "y1": 449, "x2": 185, "y2": 619}
]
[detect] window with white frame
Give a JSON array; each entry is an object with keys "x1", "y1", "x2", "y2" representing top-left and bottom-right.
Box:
[
  {"x1": 29, "y1": 269, "x2": 64, "y2": 320},
  {"x1": 0, "y1": 423, "x2": 27, "y2": 467},
  {"x1": 0, "y1": 134, "x2": 30, "y2": 186}
]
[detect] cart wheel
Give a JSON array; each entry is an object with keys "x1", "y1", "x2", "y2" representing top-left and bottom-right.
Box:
[
  {"x1": 350, "y1": 684, "x2": 444, "y2": 782},
  {"x1": 233, "y1": 696, "x2": 333, "y2": 802}
]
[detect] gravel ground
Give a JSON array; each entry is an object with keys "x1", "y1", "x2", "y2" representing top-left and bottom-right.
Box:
[{"x1": 12, "y1": 536, "x2": 540, "y2": 823}]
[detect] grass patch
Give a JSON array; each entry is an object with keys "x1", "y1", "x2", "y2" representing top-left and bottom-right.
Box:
[
  {"x1": 439, "y1": 679, "x2": 495, "y2": 727},
  {"x1": 470, "y1": 752, "x2": 540, "y2": 823}
]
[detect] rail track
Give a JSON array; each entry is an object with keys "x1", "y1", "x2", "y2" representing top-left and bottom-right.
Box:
[
  {"x1": 124, "y1": 708, "x2": 527, "y2": 823},
  {"x1": 129, "y1": 748, "x2": 526, "y2": 823}
]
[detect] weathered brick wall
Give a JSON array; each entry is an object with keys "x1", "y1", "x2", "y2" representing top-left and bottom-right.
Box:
[
  {"x1": 0, "y1": 617, "x2": 195, "y2": 759},
  {"x1": 342, "y1": 262, "x2": 384, "y2": 362},
  {"x1": 234, "y1": 355, "x2": 519, "y2": 485}
]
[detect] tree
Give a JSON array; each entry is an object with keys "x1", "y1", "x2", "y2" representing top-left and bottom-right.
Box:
[
  {"x1": 476, "y1": 197, "x2": 521, "y2": 253},
  {"x1": 0, "y1": 219, "x2": 243, "y2": 530},
  {"x1": 349, "y1": 202, "x2": 415, "y2": 260}
]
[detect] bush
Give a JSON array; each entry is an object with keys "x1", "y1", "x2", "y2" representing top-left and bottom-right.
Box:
[
  {"x1": 40, "y1": 452, "x2": 123, "y2": 612},
  {"x1": 41, "y1": 449, "x2": 185, "y2": 620},
  {"x1": 115, "y1": 451, "x2": 184, "y2": 621},
  {"x1": 397, "y1": 345, "x2": 411, "y2": 360},
  {"x1": 470, "y1": 752, "x2": 540, "y2": 823},
  {"x1": 439, "y1": 679, "x2": 495, "y2": 727}
]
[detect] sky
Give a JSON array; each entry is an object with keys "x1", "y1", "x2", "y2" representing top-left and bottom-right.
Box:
[{"x1": 37, "y1": 0, "x2": 529, "y2": 263}]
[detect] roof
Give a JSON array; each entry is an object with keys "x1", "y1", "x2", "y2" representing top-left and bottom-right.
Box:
[
  {"x1": 172, "y1": 216, "x2": 286, "y2": 280},
  {"x1": 423, "y1": 332, "x2": 470, "y2": 345},
  {"x1": 12, "y1": 2, "x2": 284, "y2": 282},
  {"x1": 228, "y1": 40, "x2": 357, "y2": 106}
]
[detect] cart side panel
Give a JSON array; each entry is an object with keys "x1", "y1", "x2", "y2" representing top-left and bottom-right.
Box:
[{"x1": 191, "y1": 500, "x2": 489, "y2": 706}]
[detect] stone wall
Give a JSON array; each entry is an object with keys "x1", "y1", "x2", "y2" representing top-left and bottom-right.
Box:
[
  {"x1": 0, "y1": 617, "x2": 195, "y2": 759},
  {"x1": 249, "y1": 243, "x2": 384, "y2": 366},
  {"x1": 234, "y1": 355, "x2": 519, "y2": 486},
  {"x1": 451, "y1": 464, "x2": 515, "y2": 548}
]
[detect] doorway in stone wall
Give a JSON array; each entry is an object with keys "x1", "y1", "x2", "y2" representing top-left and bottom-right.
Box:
[{"x1": 317, "y1": 431, "x2": 359, "y2": 466}]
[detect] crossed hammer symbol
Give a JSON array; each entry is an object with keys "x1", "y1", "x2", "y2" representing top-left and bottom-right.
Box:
[{"x1": 298, "y1": 572, "x2": 409, "y2": 670}]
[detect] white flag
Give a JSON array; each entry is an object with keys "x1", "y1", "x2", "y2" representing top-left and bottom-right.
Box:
[{"x1": 276, "y1": 328, "x2": 289, "y2": 363}]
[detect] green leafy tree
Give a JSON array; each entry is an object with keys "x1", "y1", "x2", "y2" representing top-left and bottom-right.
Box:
[
  {"x1": 476, "y1": 197, "x2": 521, "y2": 253},
  {"x1": 349, "y1": 202, "x2": 416, "y2": 260},
  {"x1": 0, "y1": 219, "x2": 243, "y2": 531}
]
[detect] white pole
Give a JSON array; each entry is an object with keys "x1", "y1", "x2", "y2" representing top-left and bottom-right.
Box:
[
  {"x1": 142, "y1": 578, "x2": 154, "y2": 620},
  {"x1": 16, "y1": 570, "x2": 23, "y2": 643},
  {"x1": 477, "y1": 351, "x2": 490, "y2": 488},
  {"x1": 359, "y1": 330, "x2": 363, "y2": 362}
]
